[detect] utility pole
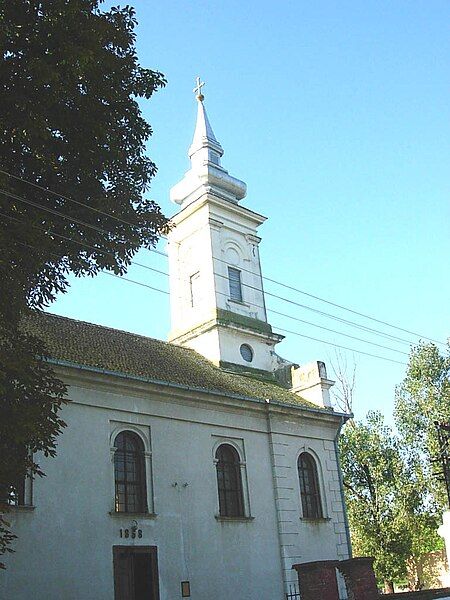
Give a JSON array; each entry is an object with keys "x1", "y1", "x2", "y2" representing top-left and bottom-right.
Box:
[{"x1": 435, "y1": 421, "x2": 450, "y2": 508}]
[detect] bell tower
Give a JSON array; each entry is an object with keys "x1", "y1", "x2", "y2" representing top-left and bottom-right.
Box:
[{"x1": 167, "y1": 78, "x2": 286, "y2": 373}]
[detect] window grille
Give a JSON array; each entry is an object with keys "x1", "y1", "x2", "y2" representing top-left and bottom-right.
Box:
[
  {"x1": 228, "y1": 267, "x2": 243, "y2": 302},
  {"x1": 286, "y1": 583, "x2": 301, "y2": 599},
  {"x1": 114, "y1": 431, "x2": 147, "y2": 513},
  {"x1": 298, "y1": 452, "x2": 323, "y2": 519},
  {"x1": 215, "y1": 444, "x2": 244, "y2": 517}
]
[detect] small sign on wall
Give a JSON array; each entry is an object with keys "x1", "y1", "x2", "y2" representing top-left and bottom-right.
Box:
[{"x1": 181, "y1": 581, "x2": 191, "y2": 597}]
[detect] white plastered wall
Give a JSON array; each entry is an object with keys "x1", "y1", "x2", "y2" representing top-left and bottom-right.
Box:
[
  {"x1": 167, "y1": 195, "x2": 283, "y2": 372},
  {"x1": 1, "y1": 370, "x2": 350, "y2": 600}
]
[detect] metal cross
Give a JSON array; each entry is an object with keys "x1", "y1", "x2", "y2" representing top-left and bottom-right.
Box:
[{"x1": 193, "y1": 76, "x2": 205, "y2": 99}]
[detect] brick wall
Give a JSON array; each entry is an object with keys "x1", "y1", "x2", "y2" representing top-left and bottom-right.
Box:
[{"x1": 292, "y1": 557, "x2": 450, "y2": 600}]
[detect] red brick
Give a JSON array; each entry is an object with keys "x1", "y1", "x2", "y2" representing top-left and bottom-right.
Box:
[
  {"x1": 338, "y1": 557, "x2": 379, "y2": 600},
  {"x1": 292, "y1": 560, "x2": 340, "y2": 600}
]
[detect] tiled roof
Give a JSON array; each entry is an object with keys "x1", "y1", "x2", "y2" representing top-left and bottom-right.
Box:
[{"x1": 22, "y1": 311, "x2": 318, "y2": 409}]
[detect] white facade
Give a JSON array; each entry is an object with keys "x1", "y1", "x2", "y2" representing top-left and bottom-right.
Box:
[{"x1": 2, "y1": 365, "x2": 350, "y2": 600}]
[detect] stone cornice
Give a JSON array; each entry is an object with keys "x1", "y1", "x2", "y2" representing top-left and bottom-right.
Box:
[{"x1": 49, "y1": 360, "x2": 346, "y2": 430}]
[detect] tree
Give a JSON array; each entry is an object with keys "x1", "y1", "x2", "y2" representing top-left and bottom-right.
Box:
[
  {"x1": 395, "y1": 342, "x2": 450, "y2": 510},
  {"x1": 330, "y1": 350, "x2": 357, "y2": 415},
  {"x1": 0, "y1": 0, "x2": 167, "y2": 565},
  {"x1": 340, "y1": 411, "x2": 441, "y2": 592}
]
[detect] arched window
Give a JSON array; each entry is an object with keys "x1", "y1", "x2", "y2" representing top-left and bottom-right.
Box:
[
  {"x1": 215, "y1": 444, "x2": 244, "y2": 517},
  {"x1": 114, "y1": 431, "x2": 147, "y2": 513},
  {"x1": 298, "y1": 452, "x2": 323, "y2": 519}
]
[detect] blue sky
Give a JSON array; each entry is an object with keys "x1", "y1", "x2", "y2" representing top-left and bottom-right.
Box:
[{"x1": 49, "y1": 0, "x2": 450, "y2": 421}]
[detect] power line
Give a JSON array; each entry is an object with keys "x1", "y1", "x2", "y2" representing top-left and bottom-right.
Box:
[
  {"x1": 102, "y1": 272, "x2": 170, "y2": 296},
  {"x1": 272, "y1": 325, "x2": 407, "y2": 366},
  {"x1": 0, "y1": 188, "x2": 113, "y2": 236},
  {"x1": 0, "y1": 185, "x2": 168, "y2": 261},
  {"x1": 0, "y1": 190, "x2": 418, "y2": 348},
  {"x1": 147, "y1": 246, "x2": 418, "y2": 346},
  {"x1": 0, "y1": 195, "x2": 438, "y2": 355},
  {"x1": 0, "y1": 203, "x2": 435, "y2": 361},
  {"x1": 260, "y1": 274, "x2": 432, "y2": 344},
  {"x1": 137, "y1": 244, "x2": 428, "y2": 346},
  {"x1": 211, "y1": 261, "x2": 416, "y2": 346},
  {"x1": 14, "y1": 239, "x2": 170, "y2": 297},
  {"x1": 13, "y1": 237, "x2": 408, "y2": 367},
  {"x1": 267, "y1": 308, "x2": 408, "y2": 356},
  {"x1": 1, "y1": 178, "x2": 445, "y2": 346},
  {"x1": 104, "y1": 237, "x2": 442, "y2": 347},
  {"x1": 1, "y1": 169, "x2": 442, "y2": 345},
  {"x1": 0, "y1": 209, "x2": 169, "y2": 280},
  {"x1": 0, "y1": 168, "x2": 143, "y2": 230},
  {"x1": 209, "y1": 252, "x2": 445, "y2": 346},
  {"x1": 1, "y1": 209, "x2": 408, "y2": 356}
]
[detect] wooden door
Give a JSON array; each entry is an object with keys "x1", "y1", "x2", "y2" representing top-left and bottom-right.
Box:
[{"x1": 113, "y1": 546, "x2": 159, "y2": 600}]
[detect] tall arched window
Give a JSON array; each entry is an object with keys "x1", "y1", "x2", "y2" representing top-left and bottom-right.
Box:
[
  {"x1": 298, "y1": 452, "x2": 323, "y2": 519},
  {"x1": 114, "y1": 431, "x2": 147, "y2": 513},
  {"x1": 215, "y1": 444, "x2": 244, "y2": 517}
]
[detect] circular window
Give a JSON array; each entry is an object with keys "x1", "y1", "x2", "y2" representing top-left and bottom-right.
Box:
[{"x1": 240, "y1": 344, "x2": 254, "y2": 363}]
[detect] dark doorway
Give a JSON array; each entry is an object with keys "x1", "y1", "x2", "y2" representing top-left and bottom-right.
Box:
[{"x1": 113, "y1": 546, "x2": 159, "y2": 600}]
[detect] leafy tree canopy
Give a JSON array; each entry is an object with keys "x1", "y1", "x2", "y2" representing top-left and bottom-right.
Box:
[
  {"x1": 395, "y1": 342, "x2": 450, "y2": 508},
  {"x1": 340, "y1": 411, "x2": 442, "y2": 592},
  {"x1": 0, "y1": 0, "x2": 166, "y2": 566},
  {"x1": 0, "y1": 0, "x2": 168, "y2": 315}
]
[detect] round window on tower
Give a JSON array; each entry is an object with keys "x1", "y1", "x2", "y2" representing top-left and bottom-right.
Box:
[{"x1": 240, "y1": 344, "x2": 254, "y2": 363}]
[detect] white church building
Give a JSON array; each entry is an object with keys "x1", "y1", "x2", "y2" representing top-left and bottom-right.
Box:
[{"x1": 1, "y1": 84, "x2": 351, "y2": 600}]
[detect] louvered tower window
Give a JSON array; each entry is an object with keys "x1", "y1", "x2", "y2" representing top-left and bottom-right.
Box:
[{"x1": 228, "y1": 267, "x2": 243, "y2": 302}]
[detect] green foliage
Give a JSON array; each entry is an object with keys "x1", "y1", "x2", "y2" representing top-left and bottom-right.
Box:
[
  {"x1": 0, "y1": 515, "x2": 16, "y2": 570},
  {"x1": 0, "y1": 0, "x2": 168, "y2": 305},
  {"x1": 340, "y1": 411, "x2": 442, "y2": 589},
  {"x1": 0, "y1": 0, "x2": 166, "y2": 566},
  {"x1": 395, "y1": 342, "x2": 450, "y2": 509}
]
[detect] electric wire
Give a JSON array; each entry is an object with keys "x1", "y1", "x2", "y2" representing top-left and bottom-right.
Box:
[
  {"x1": 130, "y1": 242, "x2": 417, "y2": 346},
  {"x1": 0, "y1": 209, "x2": 169, "y2": 279},
  {"x1": 0, "y1": 209, "x2": 409, "y2": 356},
  {"x1": 0, "y1": 178, "x2": 445, "y2": 346},
  {"x1": 0, "y1": 190, "x2": 436, "y2": 355},
  {"x1": 12, "y1": 237, "x2": 408, "y2": 366},
  {"x1": 272, "y1": 325, "x2": 407, "y2": 366},
  {"x1": 0, "y1": 168, "x2": 144, "y2": 230},
  {"x1": 266, "y1": 307, "x2": 408, "y2": 356},
  {"x1": 0, "y1": 189, "x2": 429, "y2": 348},
  {"x1": 0, "y1": 169, "x2": 441, "y2": 344}
]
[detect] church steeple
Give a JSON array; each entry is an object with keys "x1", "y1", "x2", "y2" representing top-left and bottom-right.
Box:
[
  {"x1": 170, "y1": 78, "x2": 246, "y2": 208},
  {"x1": 167, "y1": 78, "x2": 286, "y2": 374},
  {"x1": 188, "y1": 77, "x2": 223, "y2": 166}
]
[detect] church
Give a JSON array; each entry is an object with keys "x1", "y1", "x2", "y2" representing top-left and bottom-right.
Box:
[{"x1": 1, "y1": 82, "x2": 351, "y2": 600}]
